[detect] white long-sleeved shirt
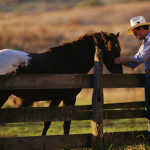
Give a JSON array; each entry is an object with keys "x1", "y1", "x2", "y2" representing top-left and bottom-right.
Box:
[{"x1": 128, "y1": 32, "x2": 150, "y2": 72}]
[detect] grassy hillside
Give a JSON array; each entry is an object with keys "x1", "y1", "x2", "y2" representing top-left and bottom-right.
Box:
[
  {"x1": 0, "y1": 1, "x2": 149, "y2": 73},
  {"x1": 0, "y1": 0, "x2": 148, "y2": 13}
]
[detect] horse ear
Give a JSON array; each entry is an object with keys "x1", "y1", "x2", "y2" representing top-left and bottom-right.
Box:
[
  {"x1": 101, "y1": 31, "x2": 107, "y2": 43},
  {"x1": 116, "y1": 32, "x2": 120, "y2": 38}
]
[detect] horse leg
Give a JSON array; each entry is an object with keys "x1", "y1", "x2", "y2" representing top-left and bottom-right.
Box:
[
  {"x1": 42, "y1": 99, "x2": 61, "y2": 136},
  {"x1": 63, "y1": 96, "x2": 76, "y2": 135}
]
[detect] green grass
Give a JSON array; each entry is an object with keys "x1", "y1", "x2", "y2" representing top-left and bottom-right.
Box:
[
  {"x1": 0, "y1": 117, "x2": 148, "y2": 137},
  {"x1": 0, "y1": 120, "x2": 91, "y2": 137},
  {"x1": 0, "y1": 122, "x2": 43, "y2": 137},
  {"x1": 104, "y1": 118, "x2": 148, "y2": 132}
]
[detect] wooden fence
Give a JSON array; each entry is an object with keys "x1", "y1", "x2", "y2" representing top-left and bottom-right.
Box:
[{"x1": 0, "y1": 46, "x2": 147, "y2": 149}]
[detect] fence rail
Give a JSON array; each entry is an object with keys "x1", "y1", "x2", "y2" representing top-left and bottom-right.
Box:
[
  {"x1": 0, "y1": 101, "x2": 145, "y2": 123},
  {"x1": 0, "y1": 73, "x2": 147, "y2": 148},
  {"x1": 0, "y1": 132, "x2": 147, "y2": 150},
  {"x1": 0, "y1": 73, "x2": 145, "y2": 90},
  {"x1": 0, "y1": 73, "x2": 147, "y2": 149},
  {"x1": 0, "y1": 134, "x2": 92, "y2": 150}
]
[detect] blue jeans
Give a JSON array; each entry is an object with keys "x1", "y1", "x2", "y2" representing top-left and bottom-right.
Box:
[
  {"x1": 145, "y1": 74, "x2": 150, "y2": 143},
  {"x1": 145, "y1": 74, "x2": 150, "y2": 120}
]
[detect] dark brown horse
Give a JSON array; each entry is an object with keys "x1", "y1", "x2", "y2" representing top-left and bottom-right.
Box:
[{"x1": 0, "y1": 31, "x2": 122, "y2": 135}]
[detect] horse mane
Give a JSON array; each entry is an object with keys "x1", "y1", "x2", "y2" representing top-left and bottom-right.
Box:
[
  {"x1": 46, "y1": 31, "x2": 119, "y2": 54},
  {"x1": 59, "y1": 32, "x2": 95, "y2": 47},
  {"x1": 45, "y1": 32, "x2": 96, "y2": 54},
  {"x1": 59, "y1": 32, "x2": 113, "y2": 46}
]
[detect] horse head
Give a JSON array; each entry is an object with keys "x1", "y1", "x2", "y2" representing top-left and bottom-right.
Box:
[{"x1": 93, "y1": 31, "x2": 123, "y2": 74}]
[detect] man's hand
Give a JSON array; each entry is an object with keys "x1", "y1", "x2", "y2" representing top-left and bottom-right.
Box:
[
  {"x1": 114, "y1": 56, "x2": 136, "y2": 67},
  {"x1": 114, "y1": 56, "x2": 127, "y2": 64}
]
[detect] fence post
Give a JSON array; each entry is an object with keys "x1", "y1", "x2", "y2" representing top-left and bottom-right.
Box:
[{"x1": 92, "y1": 45, "x2": 104, "y2": 148}]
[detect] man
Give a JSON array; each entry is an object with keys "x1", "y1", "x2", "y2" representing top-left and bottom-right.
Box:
[{"x1": 114, "y1": 16, "x2": 150, "y2": 143}]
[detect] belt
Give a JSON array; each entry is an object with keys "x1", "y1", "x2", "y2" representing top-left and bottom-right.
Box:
[{"x1": 146, "y1": 71, "x2": 150, "y2": 75}]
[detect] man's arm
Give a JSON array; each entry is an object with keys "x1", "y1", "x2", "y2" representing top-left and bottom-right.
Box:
[{"x1": 114, "y1": 56, "x2": 137, "y2": 67}]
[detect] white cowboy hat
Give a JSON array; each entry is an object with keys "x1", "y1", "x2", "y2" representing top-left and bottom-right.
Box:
[{"x1": 126, "y1": 16, "x2": 150, "y2": 35}]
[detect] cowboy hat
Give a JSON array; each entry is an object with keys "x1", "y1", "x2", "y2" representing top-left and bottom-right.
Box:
[{"x1": 126, "y1": 16, "x2": 150, "y2": 35}]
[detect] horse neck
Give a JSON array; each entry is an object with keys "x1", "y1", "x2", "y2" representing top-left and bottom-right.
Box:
[{"x1": 51, "y1": 37, "x2": 95, "y2": 73}]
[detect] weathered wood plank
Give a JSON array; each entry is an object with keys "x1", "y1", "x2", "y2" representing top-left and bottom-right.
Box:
[
  {"x1": 92, "y1": 46, "x2": 104, "y2": 147},
  {"x1": 0, "y1": 134, "x2": 92, "y2": 150},
  {"x1": 92, "y1": 46, "x2": 104, "y2": 123},
  {"x1": 0, "y1": 74, "x2": 94, "y2": 89},
  {"x1": 103, "y1": 74, "x2": 145, "y2": 88},
  {"x1": 0, "y1": 74, "x2": 146, "y2": 90},
  {"x1": 0, "y1": 102, "x2": 146, "y2": 123},
  {"x1": 104, "y1": 101, "x2": 145, "y2": 109},
  {"x1": 0, "y1": 105, "x2": 92, "y2": 123},
  {"x1": 104, "y1": 109, "x2": 145, "y2": 119},
  {"x1": 0, "y1": 131, "x2": 147, "y2": 150}
]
